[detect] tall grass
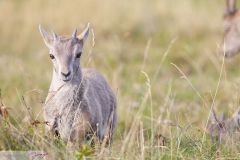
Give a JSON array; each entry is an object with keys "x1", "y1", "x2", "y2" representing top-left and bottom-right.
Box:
[{"x1": 1, "y1": 0, "x2": 240, "y2": 159}]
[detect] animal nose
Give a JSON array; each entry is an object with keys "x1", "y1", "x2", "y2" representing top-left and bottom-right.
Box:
[{"x1": 61, "y1": 71, "x2": 71, "y2": 77}]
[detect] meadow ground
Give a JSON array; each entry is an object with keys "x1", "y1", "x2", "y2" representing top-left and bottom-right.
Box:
[{"x1": 0, "y1": 0, "x2": 240, "y2": 159}]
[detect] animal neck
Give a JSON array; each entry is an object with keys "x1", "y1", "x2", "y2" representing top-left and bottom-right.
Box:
[{"x1": 49, "y1": 67, "x2": 83, "y2": 92}]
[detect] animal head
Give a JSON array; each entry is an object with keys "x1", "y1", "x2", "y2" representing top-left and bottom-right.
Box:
[
  {"x1": 208, "y1": 109, "x2": 240, "y2": 143},
  {"x1": 223, "y1": 0, "x2": 240, "y2": 57},
  {"x1": 208, "y1": 110, "x2": 227, "y2": 143},
  {"x1": 209, "y1": 110, "x2": 226, "y2": 133},
  {"x1": 39, "y1": 23, "x2": 90, "y2": 82}
]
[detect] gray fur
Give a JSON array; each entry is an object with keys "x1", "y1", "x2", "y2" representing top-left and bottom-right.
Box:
[
  {"x1": 39, "y1": 24, "x2": 117, "y2": 144},
  {"x1": 208, "y1": 109, "x2": 240, "y2": 144},
  {"x1": 223, "y1": 0, "x2": 240, "y2": 57}
]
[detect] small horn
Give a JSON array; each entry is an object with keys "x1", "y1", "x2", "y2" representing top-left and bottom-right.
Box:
[
  {"x1": 52, "y1": 31, "x2": 58, "y2": 41},
  {"x1": 72, "y1": 29, "x2": 78, "y2": 38}
]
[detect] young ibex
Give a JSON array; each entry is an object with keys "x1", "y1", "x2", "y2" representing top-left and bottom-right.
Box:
[
  {"x1": 39, "y1": 24, "x2": 117, "y2": 144},
  {"x1": 208, "y1": 109, "x2": 240, "y2": 144},
  {"x1": 223, "y1": 0, "x2": 240, "y2": 57}
]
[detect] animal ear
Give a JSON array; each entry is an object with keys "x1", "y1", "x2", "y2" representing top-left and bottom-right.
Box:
[
  {"x1": 78, "y1": 23, "x2": 90, "y2": 44},
  {"x1": 72, "y1": 29, "x2": 78, "y2": 39},
  {"x1": 210, "y1": 109, "x2": 218, "y2": 124},
  {"x1": 237, "y1": 111, "x2": 240, "y2": 125},
  {"x1": 39, "y1": 25, "x2": 56, "y2": 48},
  {"x1": 233, "y1": 110, "x2": 240, "y2": 124},
  {"x1": 225, "y1": 0, "x2": 237, "y2": 15},
  {"x1": 219, "y1": 112, "x2": 225, "y2": 122}
]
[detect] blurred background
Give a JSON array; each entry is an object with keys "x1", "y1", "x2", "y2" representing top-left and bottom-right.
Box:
[{"x1": 1, "y1": 0, "x2": 240, "y2": 157}]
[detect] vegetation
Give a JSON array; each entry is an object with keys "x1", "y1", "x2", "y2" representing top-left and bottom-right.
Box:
[{"x1": 0, "y1": 0, "x2": 240, "y2": 159}]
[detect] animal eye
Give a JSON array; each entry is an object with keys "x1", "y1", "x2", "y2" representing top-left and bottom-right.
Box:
[
  {"x1": 76, "y1": 52, "x2": 82, "y2": 58},
  {"x1": 49, "y1": 54, "x2": 55, "y2": 59}
]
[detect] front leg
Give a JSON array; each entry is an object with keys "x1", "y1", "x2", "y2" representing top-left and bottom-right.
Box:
[
  {"x1": 50, "y1": 116, "x2": 60, "y2": 137},
  {"x1": 44, "y1": 109, "x2": 59, "y2": 136},
  {"x1": 69, "y1": 112, "x2": 91, "y2": 145}
]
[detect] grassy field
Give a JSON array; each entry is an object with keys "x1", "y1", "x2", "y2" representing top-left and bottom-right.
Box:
[{"x1": 1, "y1": 0, "x2": 240, "y2": 159}]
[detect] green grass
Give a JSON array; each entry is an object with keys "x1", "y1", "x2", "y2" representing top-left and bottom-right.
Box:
[{"x1": 1, "y1": 0, "x2": 240, "y2": 159}]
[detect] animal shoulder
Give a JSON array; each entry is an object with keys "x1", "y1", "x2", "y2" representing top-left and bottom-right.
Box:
[{"x1": 82, "y1": 68, "x2": 107, "y2": 83}]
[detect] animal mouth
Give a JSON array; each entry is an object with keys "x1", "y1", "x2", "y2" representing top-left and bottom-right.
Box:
[
  {"x1": 61, "y1": 75, "x2": 72, "y2": 82},
  {"x1": 63, "y1": 79, "x2": 71, "y2": 82}
]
